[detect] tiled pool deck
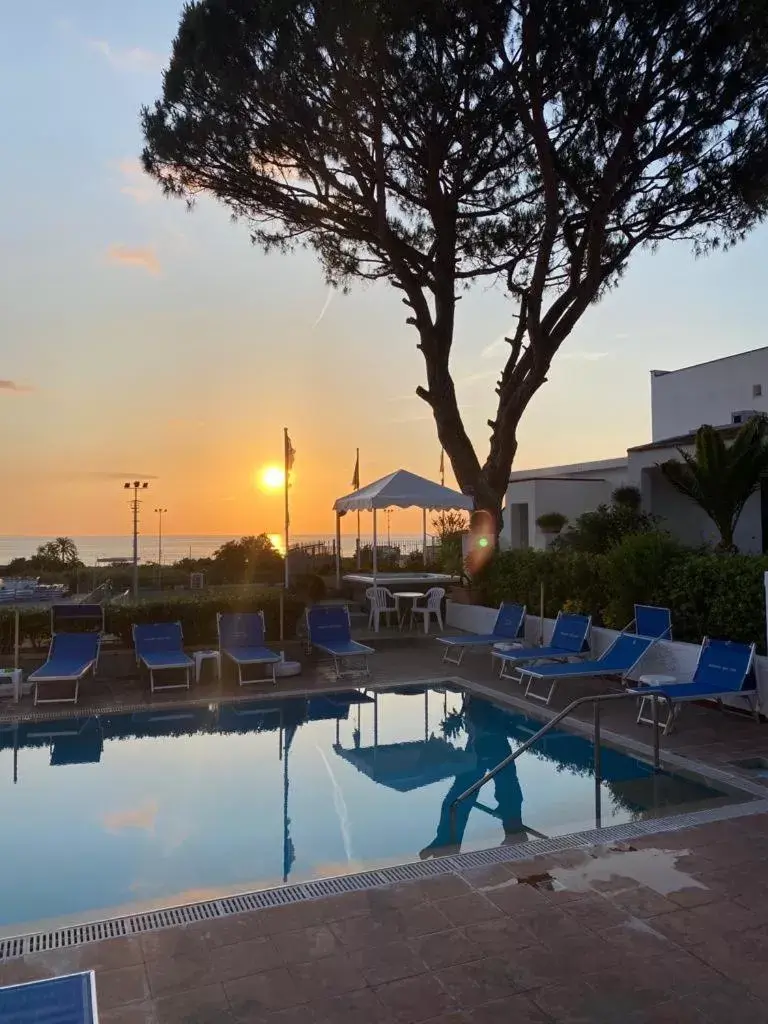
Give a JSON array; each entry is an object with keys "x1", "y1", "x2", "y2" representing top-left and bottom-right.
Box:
[{"x1": 2, "y1": 639, "x2": 768, "y2": 1022}]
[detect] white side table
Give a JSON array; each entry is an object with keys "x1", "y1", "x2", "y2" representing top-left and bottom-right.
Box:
[
  {"x1": 194, "y1": 650, "x2": 221, "y2": 683},
  {"x1": 0, "y1": 668, "x2": 23, "y2": 703},
  {"x1": 637, "y1": 674, "x2": 677, "y2": 687}
]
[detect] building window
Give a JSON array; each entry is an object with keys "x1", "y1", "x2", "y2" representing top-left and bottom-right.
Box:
[{"x1": 753, "y1": 384, "x2": 762, "y2": 398}]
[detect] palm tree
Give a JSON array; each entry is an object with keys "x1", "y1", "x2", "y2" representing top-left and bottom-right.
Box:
[
  {"x1": 54, "y1": 537, "x2": 79, "y2": 565},
  {"x1": 658, "y1": 416, "x2": 768, "y2": 552}
]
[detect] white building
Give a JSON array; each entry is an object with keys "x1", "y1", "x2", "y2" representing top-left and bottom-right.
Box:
[{"x1": 502, "y1": 346, "x2": 768, "y2": 553}]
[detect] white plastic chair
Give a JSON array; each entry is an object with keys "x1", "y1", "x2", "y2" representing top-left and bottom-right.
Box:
[
  {"x1": 366, "y1": 586, "x2": 398, "y2": 632},
  {"x1": 410, "y1": 587, "x2": 446, "y2": 634}
]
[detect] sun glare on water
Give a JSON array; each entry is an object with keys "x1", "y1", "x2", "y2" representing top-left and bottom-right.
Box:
[{"x1": 257, "y1": 465, "x2": 285, "y2": 492}]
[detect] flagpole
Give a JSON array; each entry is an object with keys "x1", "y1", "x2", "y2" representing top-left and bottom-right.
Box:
[
  {"x1": 354, "y1": 448, "x2": 361, "y2": 570},
  {"x1": 440, "y1": 449, "x2": 445, "y2": 487},
  {"x1": 284, "y1": 427, "x2": 290, "y2": 590}
]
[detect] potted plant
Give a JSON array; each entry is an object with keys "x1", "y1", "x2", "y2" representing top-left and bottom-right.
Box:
[{"x1": 536, "y1": 512, "x2": 568, "y2": 536}]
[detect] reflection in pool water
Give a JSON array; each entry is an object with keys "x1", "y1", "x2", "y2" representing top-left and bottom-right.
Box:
[{"x1": 0, "y1": 685, "x2": 735, "y2": 933}]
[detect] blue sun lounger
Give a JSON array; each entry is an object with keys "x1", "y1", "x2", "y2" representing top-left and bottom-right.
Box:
[
  {"x1": 627, "y1": 604, "x2": 673, "y2": 640},
  {"x1": 517, "y1": 632, "x2": 656, "y2": 706},
  {"x1": 29, "y1": 632, "x2": 101, "y2": 706},
  {"x1": 493, "y1": 612, "x2": 592, "y2": 682},
  {"x1": 628, "y1": 638, "x2": 757, "y2": 734},
  {"x1": 307, "y1": 605, "x2": 374, "y2": 679},
  {"x1": 436, "y1": 602, "x2": 526, "y2": 665},
  {"x1": 133, "y1": 621, "x2": 193, "y2": 693},
  {"x1": 218, "y1": 611, "x2": 281, "y2": 685},
  {"x1": 0, "y1": 971, "x2": 98, "y2": 1024}
]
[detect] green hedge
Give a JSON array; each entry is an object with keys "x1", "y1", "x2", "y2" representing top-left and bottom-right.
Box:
[
  {"x1": 477, "y1": 536, "x2": 768, "y2": 652},
  {"x1": 0, "y1": 592, "x2": 306, "y2": 653}
]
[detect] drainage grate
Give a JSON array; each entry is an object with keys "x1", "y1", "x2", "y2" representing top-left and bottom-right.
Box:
[{"x1": 2, "y1": 795, "x2": 767, "y2": 962}]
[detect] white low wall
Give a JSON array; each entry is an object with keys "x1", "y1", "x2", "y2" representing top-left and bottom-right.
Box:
[{"x1": 446, "y1": 601, "x2": 768, "y2": 715}]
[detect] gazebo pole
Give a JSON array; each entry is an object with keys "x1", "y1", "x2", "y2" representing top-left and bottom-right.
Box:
[
  {"x1": 372, "y1": 508, "x2": 378, "y2": 579},
  {"x1": 422, "y1": 508, "x2": 427, "y2": 565},
  {"x1": 335, "y1": 511, "x2": 342, "y2": 589}
]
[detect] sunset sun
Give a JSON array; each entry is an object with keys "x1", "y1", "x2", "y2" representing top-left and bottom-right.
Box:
[{"x1": 258, "y1": 465, "x2": 285, "y2": 492}]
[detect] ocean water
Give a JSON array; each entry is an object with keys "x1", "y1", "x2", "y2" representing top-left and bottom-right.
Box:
[{"x1": 0, "y1": 534, "x2": 430, "y2": 567}]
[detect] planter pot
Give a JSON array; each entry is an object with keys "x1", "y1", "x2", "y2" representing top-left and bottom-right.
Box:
[{"x1": 449, "y1": 586, "x2": 474, "y2": 605}]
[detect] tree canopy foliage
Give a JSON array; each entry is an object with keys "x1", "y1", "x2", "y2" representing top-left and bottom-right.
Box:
[
  {"x1": 659, "y1": 415, "x2": 768, "y2": 551},
  {"x1": 143, "y1": 0, "x2": 768, "y2": 520}
]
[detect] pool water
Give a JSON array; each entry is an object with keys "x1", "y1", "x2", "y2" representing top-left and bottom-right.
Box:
[{"x1": 0, "y1": 684, "x2": 739, "y2": 934}]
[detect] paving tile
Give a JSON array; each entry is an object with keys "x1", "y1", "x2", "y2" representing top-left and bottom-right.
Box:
[
  {"x1": 205, "y1": 912, "x2": 271, "y2": 948},
  {"x1": 69, "y1": 937, "x2": 146, "y2": 972},
  {"x1": 412, "y1": 874, "x2": 473, "y2": 902},
  {"x1": 207, "y1": 934, "x2": 285, "y2": 981},
  {"x1": 409, "y1": 929, "x2": 483, "y2": 970},
  {"x1": 466, "y1": 994, "x2": 553, "y2": 1023},
  {"x1": 140, "y1": 926, "x2": 211, "y2": 963},
  {"x1": 259, "y1": 1006, "x2": 318, "y2": 1024},
  {"x1": 606, "y1": 885, "x2": 681, "y2": 919},
  {"x1": 330, "y1": 913, "x2": 402, "y2": 950},
  {"x1": 272, "y1": 925, "x2": 340, "y2": 965},
  {"x1": 153, "y1": 982, "x2": 236, "y2": 1024},
  {"x1": 395, "y1": 902, "x2": 452, "y2": 938},
  {"x1": 99, "y1": 1003, "x2": 158, "y2": 1024},
  {"x1": 374, "y1": 973, "x2": 456, "y2": 1023},
  {"x1": 366, "y1": 882, "x2": 426, "y2": 912},
  {"x1": 596, "y1": 920, "x2": 676, "y2": 959},
  {"x1": 435, "y1": 894, "x2": 504, "y2": 927},
  {"x1": 225, "y1": 966, "x2": 309, "y2": 1016},
  {"x1": 652, "y1": 901, "x2": 768, "y2": 945},
  {"x1": 561, "y1": 893, "x2": 632, "y2": 931},
  {"x1": 349, "y1": 940, "x2": 427, "y2": 986},
  {"x1": 436, "y1": 955, "x2": 535, "y2": 1008},
  {"x1": 502, "y1": 906, "x2": 583, "y2": 945},
  {"x1": 96, "y1": 964, "x2": 151, "y2": 1010},
  {"x1": 288, "y1": 953, "x2": 366, "y2": 998},
  {"x1": 257, "y1": 902, "x2": 336, "y2": 936},
  {"x1": 483, "y1": 881, "x2": 553, "y2": 914},
  {"x1": 458, "y1": 863, "x2": 519, "y2": 889},
  {"x1": 309, "y1": 986, "x2": 395, "y2": 1024},
  {"x1": 146, "y1": 952, "x2": 219, "y2": 998},
  {"x1": 462, "y1": 917, "x2": 540, "y2": 954}
]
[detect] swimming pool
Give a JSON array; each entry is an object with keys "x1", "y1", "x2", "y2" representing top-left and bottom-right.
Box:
[{"x1": 0, "y1": 684, "x2": 741, "y2": 935}]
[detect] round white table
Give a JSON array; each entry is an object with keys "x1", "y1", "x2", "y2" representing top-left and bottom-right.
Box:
[
  {"x1": 394, "y1": 592, "x2": 425, "y2": 631},
  {"x1": 193, "y1": 650, "x2": 221, "y2": 683}
]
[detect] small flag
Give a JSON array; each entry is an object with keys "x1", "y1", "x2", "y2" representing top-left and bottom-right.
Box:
[
  {"x1": 439, "y1": 449, "x2": 445, "y2": 486},
  {"x1": 284, "y1": 429, "x2": 295, "y2": 473},
  {"x1": 352, "y1": 449, "x2": 360, "y2": 490}
]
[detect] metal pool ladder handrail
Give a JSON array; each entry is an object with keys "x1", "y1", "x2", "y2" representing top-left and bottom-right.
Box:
[{"x1": 449, "y1": 690, "x2": 670, "y2": 843}]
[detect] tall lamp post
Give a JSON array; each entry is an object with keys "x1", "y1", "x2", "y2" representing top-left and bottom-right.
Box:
[
  {"x1": 155, "y1": 507, "x2": 167, "y2": 589},
  {"x1": 124, "y1": 481, "x2": 149, "y2": 599}
]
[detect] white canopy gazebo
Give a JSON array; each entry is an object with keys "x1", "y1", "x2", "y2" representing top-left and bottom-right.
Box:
[{"x1": 333, "y1": 469, "x2": 474, "y2": 585}]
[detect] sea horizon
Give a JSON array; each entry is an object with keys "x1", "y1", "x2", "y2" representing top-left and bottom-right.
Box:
[{"x1": 0, "y1": 533, "x2": 434, "y2": 567}]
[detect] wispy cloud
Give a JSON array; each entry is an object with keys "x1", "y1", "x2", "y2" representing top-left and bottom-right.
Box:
[
  {"x1": 104, "y1": 800, "x2": 158, "y2": 835},
  {"x1": 481, "y1": 335, "x2": 509, "y2": 360},
  {"x1": 87, "y1": 38, "x2": 164, "y2": 73},
  {"x1": 117, "y1": 159, "x2": 159, "y2": 205},
  {"x1": 457, "y1": 369, "x2": 497, "y2": 386},
  {"x1": 561, "y1": 350, "x2": 611, "y2": 362},
  {"x1": 106, "y1": 245, "x2": 161, "y2": 276},
  {"x1": 81, "y1": 471, "x2": 160, "y2": 480},
  {"x1": 311, "y1": 287, "x2": 335, "y2": 330},
  {"x1": 0, "y1": 380, "x2": 33, "y2": 393}
]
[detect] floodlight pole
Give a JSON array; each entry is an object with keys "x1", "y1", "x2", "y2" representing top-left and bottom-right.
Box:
[{"x1": 124, "y1": 481, "x2": 150, "y2": 599}]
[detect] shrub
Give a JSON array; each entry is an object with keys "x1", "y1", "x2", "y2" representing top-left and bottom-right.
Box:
[
  {"x1": 478, "y1": 545, "x2": 768, "y2": 651},
  {"x1": 0, "y1": 607, "x2": 50, "y2": 654},
  {"x1": 106, "y1": 592, "x2": 305, "y2": 647}
]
